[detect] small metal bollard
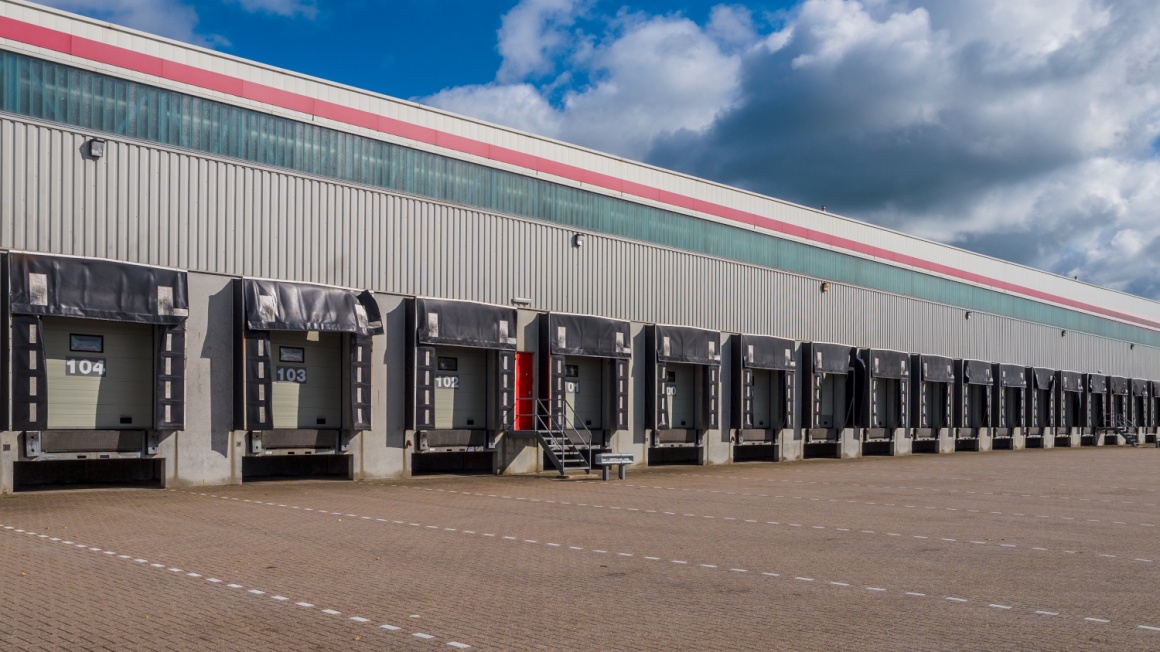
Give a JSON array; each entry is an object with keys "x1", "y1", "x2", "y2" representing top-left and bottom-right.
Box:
[{"x1": 594, "y1": 453, "x2": 635, "y2": 481}]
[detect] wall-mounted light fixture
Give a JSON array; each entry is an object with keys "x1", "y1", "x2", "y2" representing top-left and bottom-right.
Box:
[
  {"x1": 820, "y1": 282, "x2": 831, "y2": 293},
  {"x1": 964, "y1": 311, "x2": 972, "y2": 320},
  {"x1": 1061, "y1": 330, "x2": 1067, "y2": 337},
  {"x1": 511, "y1": 297, "x2": 531, "y2": 307},
  {"x1": 88, "y1": 138, "x2": 106, "y2": 159},
  {"x1": 572, "y1": 233, "x2": 586, "y2": 247},
  {"x1": 1130, "y1": 343, "x2": 1136, "y2": 350}
]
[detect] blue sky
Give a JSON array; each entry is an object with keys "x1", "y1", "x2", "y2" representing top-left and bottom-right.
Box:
[{"x1": 37, "y1": 0, "x2": 1160, "y2": 300}]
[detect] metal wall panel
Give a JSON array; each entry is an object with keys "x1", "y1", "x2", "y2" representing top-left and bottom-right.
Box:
[
  {"x1": 4, "y1": 0, "x2": 1160, "y2": 330},
  {"x1": 2, "y1": 115, "x2": 1159, "y2": 378}
]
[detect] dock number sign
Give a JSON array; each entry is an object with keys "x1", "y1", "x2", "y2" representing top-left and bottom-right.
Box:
[
  {"x1": 436, "y1": 375, "x2": 460, "y2": 389},
  {"x1": 65, "y1": 357, "x2": 106, "y2": 377},
  {"x1": 276, "y1": 367, "x2": 308, "y2": 383}
]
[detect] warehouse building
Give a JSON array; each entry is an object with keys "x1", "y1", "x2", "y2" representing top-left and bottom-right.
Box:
[{"x1": 1, "y1": 0, "x2": 1158, "y2": 491}]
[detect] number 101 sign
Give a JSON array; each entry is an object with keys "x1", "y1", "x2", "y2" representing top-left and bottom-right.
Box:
[{"x1": 66, "y1": 357, "x2": 107, "y2": 377}]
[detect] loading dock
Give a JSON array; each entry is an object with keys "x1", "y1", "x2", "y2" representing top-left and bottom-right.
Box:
[
  {"x1": 802, "y1": 343, "x2": 858, "y2": 458},
  {"x1": 992, "y1": 364, "x2": 1027, "y2": 450},
  {"x1": 856, "y1": 348, "x2": 911, "y2": 456},
  {"x1": 955, "y1": 360, "x2": 993, "y2": 451},
  {"x1": 234, "y1": 279, "x2": 380, "y2": 480},
  {"x1": 1130, "y1": 379, "x2": 1149, "y2": 443},
  {"x1": 538, "y1": 312, "x2": 631, "y2": 468},
  {"x1": 407, "y1": 297, "x2": 517, "y2": 474},
  {"x1": 1148, "y1": 381, "x2": 1160, "y2": 444},
  {"x1": 731, "y1": 334, "x2": 796, "y2": 462},
  {"x1": 1084, "y1": 374, "x2": 1109, "y2": 446},
  {"x1": 648, "y1": 324, "x2": 721, "y2": 465},
  {"x1": 911, "y1": 354, "x2": 955, "y2": 453},
  {"x1": 1024, "y1": 368, "x2": 1055, "y2": 449},
  {"x1": 1055, "y1": 371, "x2": 1084, "y2": 447},
  {"x1": 1107, "y1": 376, "x2": 1130, "y2": 445},
  {"x1": 9, "y1": 253, "x2": 186, "y2": 490}
]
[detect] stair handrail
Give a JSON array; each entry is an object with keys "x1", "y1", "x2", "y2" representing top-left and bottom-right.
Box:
[
  {"x1": 505, "y1": 396, "x2": 593, "y2": 474},
  {"x1": 558, "y1": 397, "x2": 594, "y2": 472}
]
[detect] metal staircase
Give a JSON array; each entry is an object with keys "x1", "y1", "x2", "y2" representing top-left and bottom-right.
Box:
[
  {"x1": 510, "y1": 397, "x2": 593, "y2": 476},
  {"x1": 1109, "y1": 413, "x2": 1140, "y2": 447}
]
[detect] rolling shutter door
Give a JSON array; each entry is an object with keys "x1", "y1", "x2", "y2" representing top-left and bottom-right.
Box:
[
  {"x1": 434, "y1": 347, "x2": 487, "y2": 429},
  {"x1": 42, "y1": 318, "x2": 153, "y2": 430},
  {"x1": 566, "y1": 357, "x2": 603, "y2": 429},
  {"x1": 269, "y1": 331, "x2": 342, "y2": 430},
  {"x1": 12, "y1": 314, "x2": 47, "y2": 431}
]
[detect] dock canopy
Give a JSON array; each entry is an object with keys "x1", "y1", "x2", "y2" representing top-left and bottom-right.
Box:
[
  {"x1": 810, "y1": 342, "x2": 854, "y2": 374},
  {"x1": 866, "y1": 349, "x2": 908, "y2": 379},
  {"x1": 918, "y1": 355, "x2": 954, "y2": 383},
  {"x1": 654, "y1": 324, "x2": 721, "y2": 365},
  {"x1": 740, "y1": 334, "x2": 796, "y2": 371},
  {"x1": 243, "y1": 278, "x2": 382, "y2": 335},
  {"x1": 547, "y1": 312, "x2": 631, "y2": 358},
  {"x1": 962, "y1": 360, "x2": 993, "y2": 385},
  {"x1": 415, "y1": 297, "x2": 517, "y2": 349},
  {"x1": 996, "y1": 364, "x2": 1027, "y2": 388},
  {"x1": 10, "y1": 252, "x2": 188, "y2": 324}
]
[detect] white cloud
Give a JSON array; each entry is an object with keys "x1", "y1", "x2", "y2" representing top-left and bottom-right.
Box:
[
  {"x1": 425, "y1": 2, "x2": 747, "y2": 160},
  {"x1": 227, "y1": 0, "x2": 318, "y2": 19},
  {"x1": 37, "y1": 0, "x2": 220, "y2": 46},
  {"x1": 495, "y1": 0, "x2": 585, "y2": 83}
]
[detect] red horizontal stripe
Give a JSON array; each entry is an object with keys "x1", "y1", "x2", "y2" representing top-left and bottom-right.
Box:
[{"x1": 3, "y1": 15, "x2": 1157, "y2": 332}]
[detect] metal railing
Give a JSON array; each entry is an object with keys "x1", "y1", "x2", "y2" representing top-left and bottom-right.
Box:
[
  {"x1": 1099, "y1": 412, "x2": 1139, "y2": 446},
  {"x1": 507, "y1": 397, "x2": 594, "y2": 475}
]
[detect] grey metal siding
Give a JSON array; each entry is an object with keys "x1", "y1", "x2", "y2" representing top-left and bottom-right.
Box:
[{"x1": 1, "y1": 114, "x2": 1157, "y2": 379}]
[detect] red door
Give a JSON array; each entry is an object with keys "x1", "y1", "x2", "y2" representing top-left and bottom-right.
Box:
[{"x1": 515, "y1": 352, "x2": 535, "y2": 430}]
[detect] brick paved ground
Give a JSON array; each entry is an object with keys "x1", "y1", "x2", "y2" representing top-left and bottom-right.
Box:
[{"x1": 3, "y1": 447, "x2": 1160, "y2": 650}]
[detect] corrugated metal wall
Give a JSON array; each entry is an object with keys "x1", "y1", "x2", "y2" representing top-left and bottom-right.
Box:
[{"x1": 2, "y1": 114, "x2": 1157, "y2": 377}]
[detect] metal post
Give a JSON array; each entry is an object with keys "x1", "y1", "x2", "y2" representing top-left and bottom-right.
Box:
[
  {"x1": 602, "y1": 465, "x2": 609, "y2": 481},
  {"x1": 618, "y1": 464, "x2": 626, "y2": 481}
]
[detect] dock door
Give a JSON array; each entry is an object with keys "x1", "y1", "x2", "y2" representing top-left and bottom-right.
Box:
[
  {"x1": 1131, "y1": 379, "x2": 1149, "y2": 441},
  {"x1": 856, "y1": 348, "x2": 910, "y2": 455},
  {"x1": 235, "y1": 279, "x2": 381, "y2": 480},
  {"x1": 541, "y1": 312, "x2": 630, "y2": 453},
  {"x1": 731, "y1": 334, "x2": 796, "y2": 462},
  {"x1": 1149, "y1": 381, "x2": 1160, "y2": 443},
  {"x1": 912, "y1": 354, "x2": 954, "y2": 453},
  {"x1": 802, "y1": 342, "x2": 855, "y2": 458},
  {"x1": 1026, "y1": 368, "x2": 1055, "y2": 447},
  {"x1": 1108, "y1": 376, "x2": 1130, "y2": 444},
  {"x1": 1056, "y1": 371, "x2": 1084, "y2": 446},
  {"x1": 407, "y1": 297, "x2": 518, "y2": 474},
  {"x1": 992, "y1": 364, "x2": 1026, "y2": 449},
  {"x1": 10, "y1": 253, "x2": 187, "y2": 490},
  {"x1": 1084, "y1": 374, "x2": 1108, "y2": 445},
  {"x1": 648, "y1": 324, "x2": 721, "y2": 465},
  {"x1": 955, "y1": 360, "x2": 993, "y2": 451}
]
